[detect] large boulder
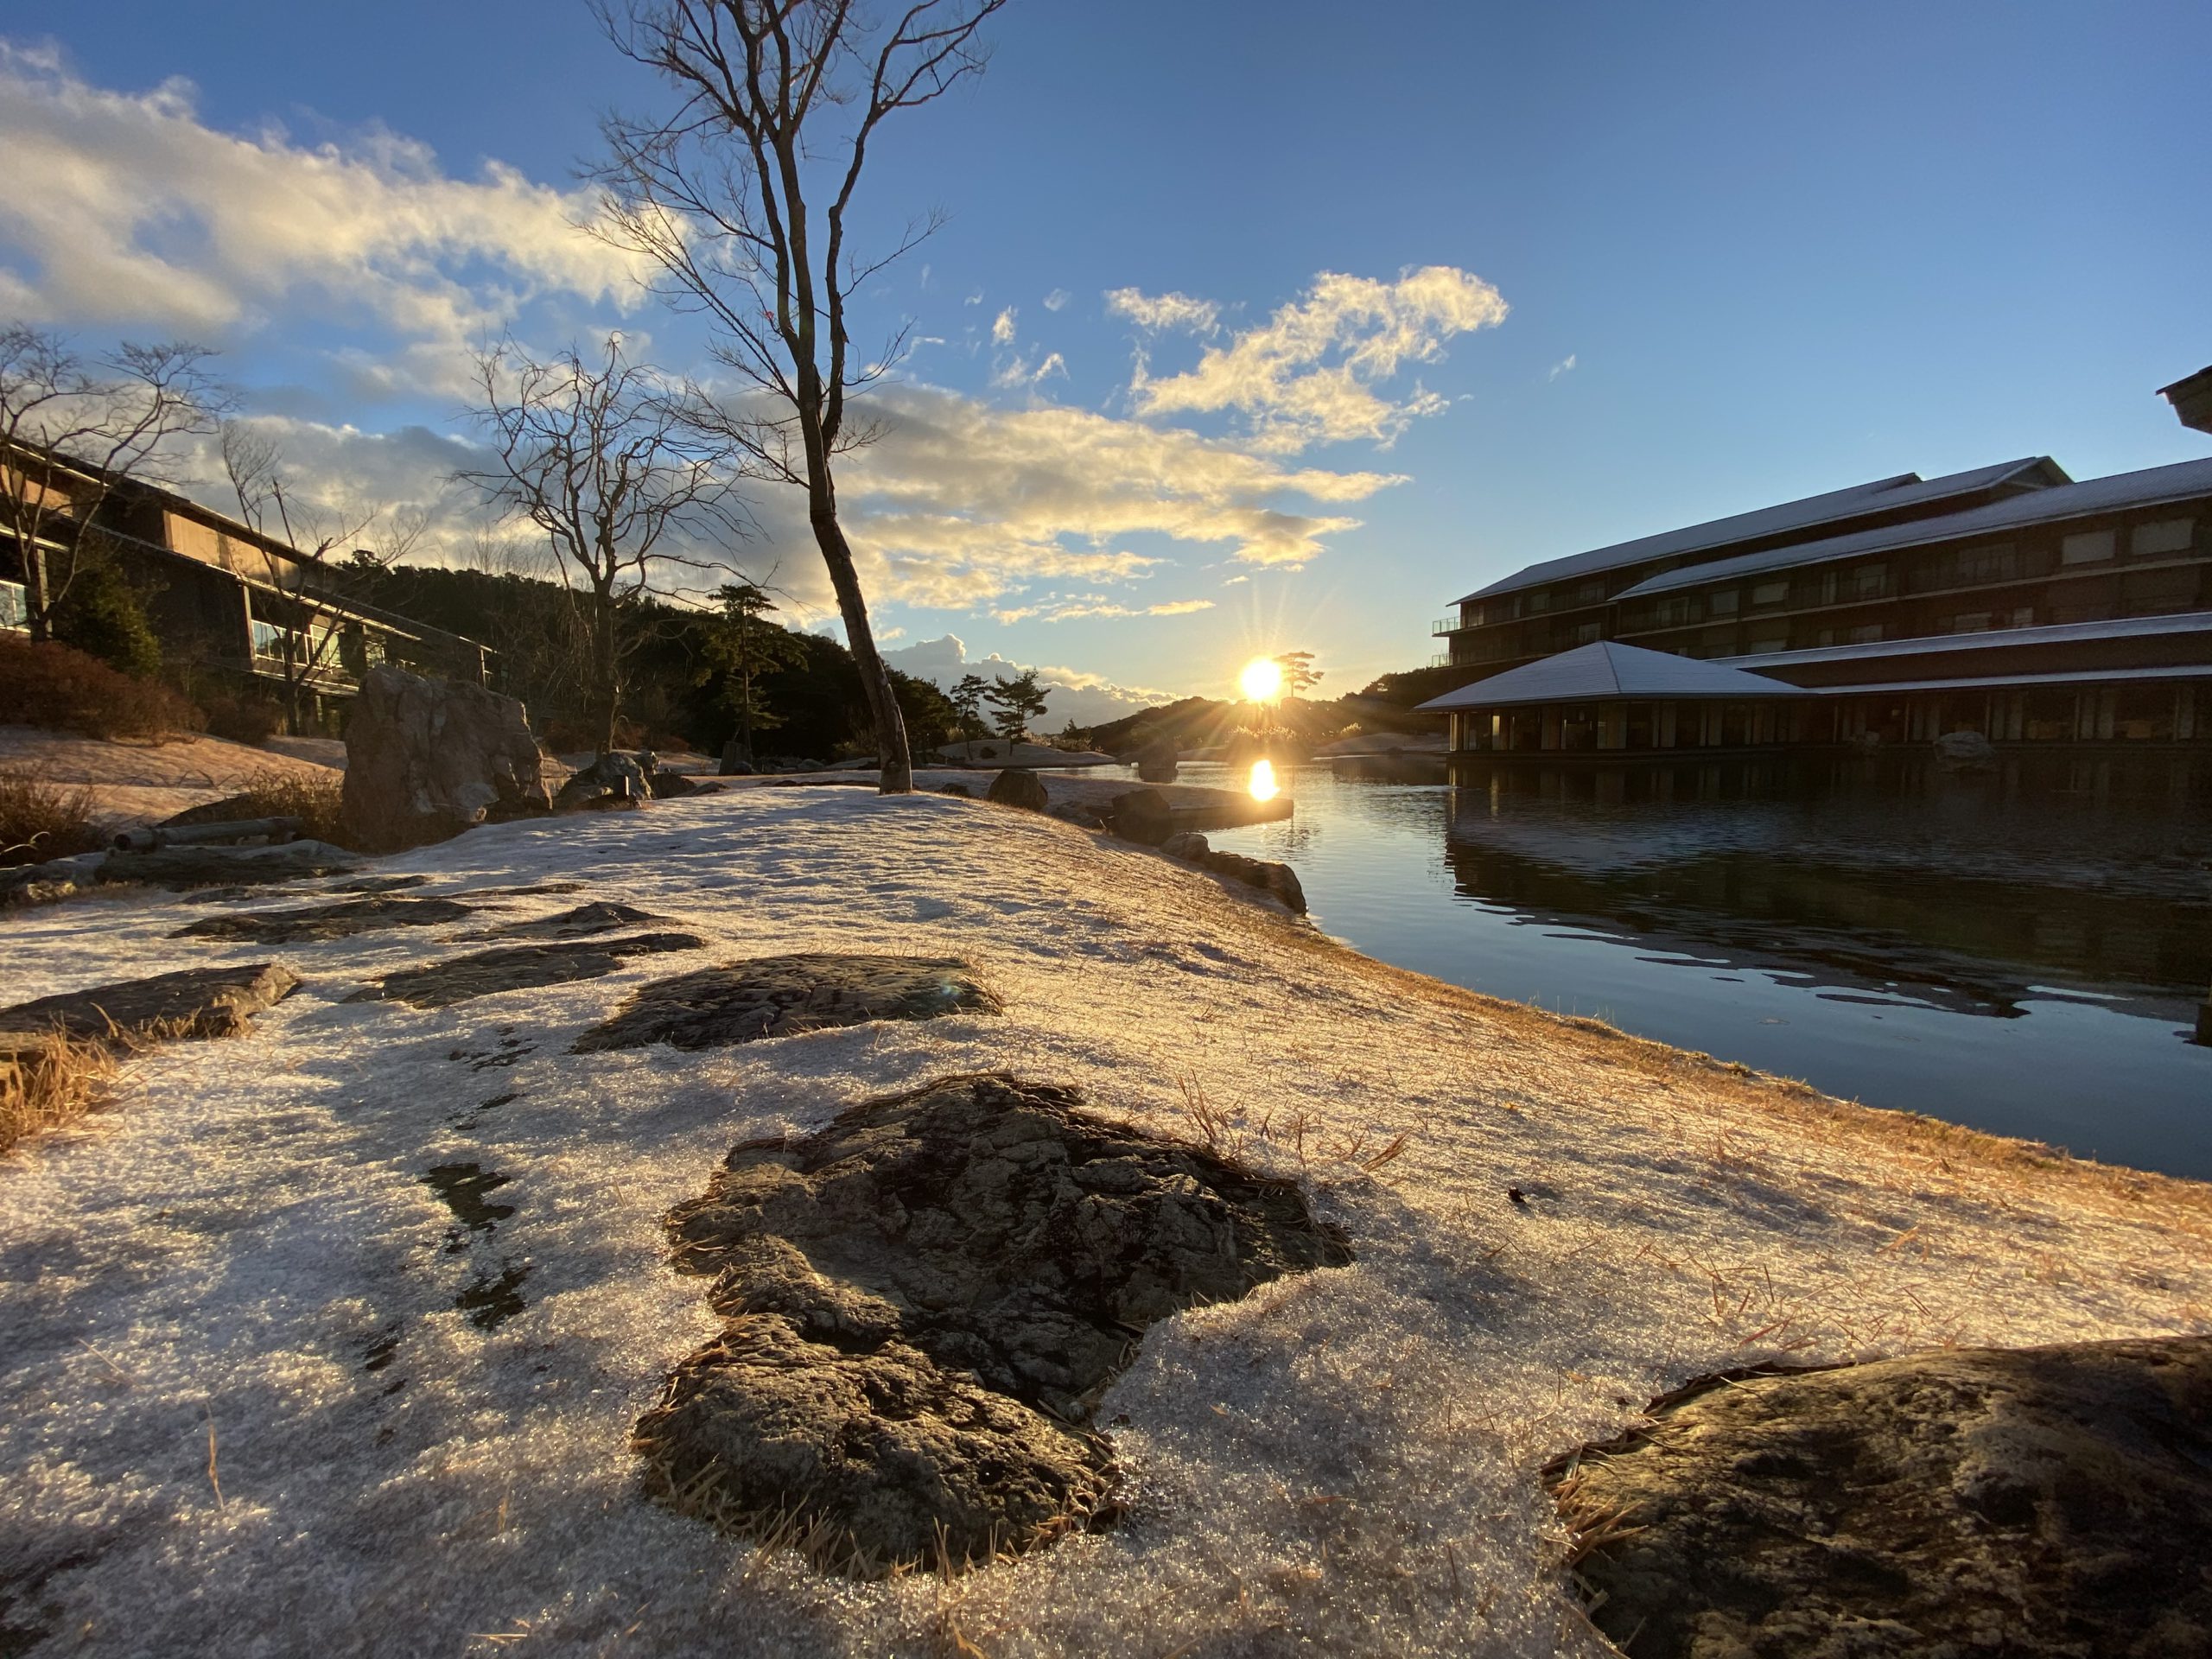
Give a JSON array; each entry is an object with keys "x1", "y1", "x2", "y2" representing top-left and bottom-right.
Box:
[
  {"x1": 1134, "y1": 736, "x2": 1180, "y2": 783},
  {"x1": 985, "y1": 768, "x2": 1049, "y2": 812},
  {"x1": 340, "y1": 664, "x2": 552, "y2": 851}
]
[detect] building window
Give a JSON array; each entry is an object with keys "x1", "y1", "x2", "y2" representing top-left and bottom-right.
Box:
[
  {"x1": 0, "y1": 578, "x2": 26, "y2": 632},
  {"x1": 2131, "y1": 518, "x2": 2195, "y2": 558},
  {"x1": 2060, "y1": 528, "x2": 2115, "y2": 565},
  {"x1": 1847, "y1": 623, "x2": 1884, "y2": 645},
  {"x1": 1751, "y1": 580, "x2": 1790, "y2": 607},
  {"x1": 1745, "y1": 632, "x2": 1788, "y2": 654},
  {"x1": 1948, "y1": 612, "x2": 1993, "y2": 633},
  {"x1": 1953, "y1": 543, "x2": 2019, "y2": 586},
  {"x1": 1707, "y1": 588, "x2": 1738, "y2": 616},
  {"x1": 1850, "y1": 563, "x2": 1887, "y2": 600},
  {"x1": 1573, "y1": 620, "x2": 1602, "y2": 645}
]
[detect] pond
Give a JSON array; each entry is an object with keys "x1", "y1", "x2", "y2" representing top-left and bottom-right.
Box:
[{"x1": 1103, "y1": 753, "x2": 2212, "y2": 1180}]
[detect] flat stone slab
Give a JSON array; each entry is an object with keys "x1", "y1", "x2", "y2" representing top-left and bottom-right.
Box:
[
  {"x1": 1550, "y1": 1335, "x2": 2212, "y2": 1657},
  {"x1": 171, "y1": 896, "x2": 477, "y2": 943},
  {"x1": 0, "y1": 963, "x2": 299, "y2": 1057},
  {"x1": 474, "y1": 901, "x2": 664, "y2": 942},
  {"x1": 635, "y1": 1073, "x2": 1351, "y2": 1576},
  {"x1": 104, "y1": 841, "x2": 362, "y2": 890},
  {"x1": 346, "y1": 933, "x2": 704, "y2": 1009},
  {"x1": 573, "y1": 953, "x2": 995, "y2": 1052}
]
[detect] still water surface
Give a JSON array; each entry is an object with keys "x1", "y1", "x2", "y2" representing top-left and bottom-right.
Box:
[{"x1": 1109, "y1": 754, "x2": 2212, "y2": 1180}]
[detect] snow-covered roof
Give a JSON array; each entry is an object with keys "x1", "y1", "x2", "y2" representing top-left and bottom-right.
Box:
[
  {"x1": 1450, "y1": 458, "x2": 2062, "y2": 606},
  {"x1": 1721, "y1": 609, "x2": 2212, "y2": 671},
  {"x1": 1418, "y1": 640, "x2": 1811, "y2": 709},
  {"x1": 1618, "y1": 457, "x2": 2212, "y2": 601}
]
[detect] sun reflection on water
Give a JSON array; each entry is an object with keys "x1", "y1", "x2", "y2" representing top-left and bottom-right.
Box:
[{"x1": 1248, "y1": 758, "x2": 1279, "y2": 802}]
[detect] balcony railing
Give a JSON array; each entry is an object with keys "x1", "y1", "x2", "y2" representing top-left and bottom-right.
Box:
[
  {"x1": 1431, "y1": 615, "x2": 1460, "y2": 636},
  {"x1": 1428, "y1": 652, "x2": 1449, "y2": 669}
]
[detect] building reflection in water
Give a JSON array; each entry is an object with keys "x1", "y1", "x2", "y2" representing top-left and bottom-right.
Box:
[{"x1": 1437, "y1": 752, "x2": 2212, "y2": 1020}]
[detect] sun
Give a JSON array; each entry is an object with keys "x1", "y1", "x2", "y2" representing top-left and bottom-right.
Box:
[{"x1": 1238, "y1": 657, "x2": 1284, "y2": 702}]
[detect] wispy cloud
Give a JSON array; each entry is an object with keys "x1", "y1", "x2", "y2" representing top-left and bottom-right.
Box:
[
  {"x1": 1104, "y1": 287, "x2": 1221, "y2": 335},
  {"x1": 990, "y1": 307, "x2": 1017, "y2": 345},
  {"x1": 1120, "y1": 266, "x2": 1508, "y2": 452},
  {"x1": 1548, "y1": 353, "x2": 1577, "y2": 380},
  {"x1": 1042, "y1": 288, "x2": 1071, "y2": 312}
]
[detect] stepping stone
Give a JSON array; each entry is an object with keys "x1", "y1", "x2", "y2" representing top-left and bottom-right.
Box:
[
  {"x1": 104, "y1": 841, "x2": 361, "y2": 890},
  {"x1": 573, "y1": 953, "x2": 995, "y2": 1052},
  {"x1": 170, "y1": 895, "x2": 476, "y2": 943},
  {"x1": 346, "y1": 933, "x2": 704, "y2": 1009},
  {"x1": 635, "y1": 1074, "x2": 1351, "y2": 1576},
  {"x1": 473, "y1": 901, "x2": 664, "y2": 941},
  {"x1": 1550, "y1": 1335, "x2": 2212, "y2": 1658},
  {"x1": 0, "y1": 963, "x2": 299, "y2": 1058}
]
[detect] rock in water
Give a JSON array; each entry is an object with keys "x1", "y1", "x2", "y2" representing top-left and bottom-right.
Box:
[
  {"x1": 985, "y1": 767, "x2": 1049, "y2": 811},
  {"x1": 340, "y1": 664, "x2": 553, "y2": 851},
  {"x1": 1107, "y1": 786, "x2": 1176, "y2": 844},
  {"x1": 1550, "y1": 1335, "x2": 2212, "y2": 1658},
  {"x1": 1135, "y1": 736, "x2": 1179, "y2": 783},
  {"x1": 635, "y1": 1074, "x2": 1352, "y2": 1576},
  {"x1": 1934, "y1": 728, "x2": 1999, "y2": 771},
  {"x1": 0, "y1": 963, "x2": 297, "y2": 1058}
]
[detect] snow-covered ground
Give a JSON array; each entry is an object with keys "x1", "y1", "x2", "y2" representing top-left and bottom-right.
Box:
[{"x1": 1, "y1": 787, "x2": 2206, "y2": 1657}]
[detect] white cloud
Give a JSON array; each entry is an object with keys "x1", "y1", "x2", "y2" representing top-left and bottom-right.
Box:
[
  {"x1": 1124, "y1": 266, "x2": 1508, "y2": 452},
  {"x1": 880, "y1": 634, "x2": 1173, "y2": 726},
  {"x1": 990, "y1": 307, "x2": 1017, "y2": 346},
  {"x1": 1104, "y1": 288, "x2": 1221, "y2": 335},
  {"x1": 0, "y1": 45, "x2": 643, "y2": 378},
  {"x1": 1548, "y1": 353, "x2": 1577, "y2": 380},
  {"x1": 1042, "y1": 289, "x2": 1071, "y2": 312},
  {"x1": 989, "y1": 595, "x2": 1216, "y2": 625}
]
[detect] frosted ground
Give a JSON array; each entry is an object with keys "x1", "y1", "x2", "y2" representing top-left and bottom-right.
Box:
[{"x1": 3, "y1": 786, "x2": 2208, "y2": 1657}]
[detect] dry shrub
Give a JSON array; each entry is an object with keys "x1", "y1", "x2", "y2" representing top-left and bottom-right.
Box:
[
  {"x1": 0, "y1": 633, "x2": 202, "y2": 741},
  {"x1": 0, "y1": 767, "x2": 103, "y2": 868},
  {"x1": 0, "y1": 1030, "x2": 119, "y2": 1155},
  {"x1": 200, "y1": 694, "x2": 281, "y2": 745},
  {"x1": 165, "y1": 769, "x2": 348, "y2": 847}
]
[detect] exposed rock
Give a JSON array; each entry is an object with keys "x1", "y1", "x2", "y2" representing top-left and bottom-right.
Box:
[
  {"x1": 635, "y1": 1073, "x2": 1351, "y2": 1575},
  {"x1": 1155, "y1": 831, "x2": 1306, "y2": 912},
  {"x1": 1135, "y1": 736, "x2": 1180, "y2": 784},
  {"x1": 473, "y1": 901, "x2": 666, "y2": 941},
  {"x1": 985, "y1": 767, "x2": 1049, "y2": 811},
  {"x1": 104, "y1": 840, "x2": 361, "y2": 890},
  {"x1": 346, "y1": 933, "x2": 704, "y2": 1009},
  {"x1": 648, "y1": 769, "x2": 701, "y2": 798},
  {"x1": 171, "y1": 895, "x2": 476, "y2": 943},
  {"x1": 1936, "y1": 728, "x2": 1999, "y2": 771},
  {"x1": 340, "y1": 664, "x2": 553, "y2": 851},
  {"x1": 1550, "y1": 1335, "x2": 2212, "y2": 1659},
  {"x1": 553, "y1": 751, "x2": 652, "y2": 812},
  {"x1": 326, "y1": 875, "x2": 431, "y2": 894},
  {"x1": 936, "y1": 782, "x2": 972, "y2": 798},
  {"x1": 0, "y1": 850, "x2": 110, "y2": 906},
  {"x1": 717, "y1": 738, "x2": 753, "y2": 777},
  {"x1": 0, "y1": 963, "x2": 298, "y2": 1058},
  {"x1": 573, "y1": 954, "x2": 995, "y2": 1052},
  {"x1": 1046, "y1": 801, "x2": 1105, "y2": 829},
  {"x1": 1107, "y1": 786, "x2": 1176, "y2": 845}
]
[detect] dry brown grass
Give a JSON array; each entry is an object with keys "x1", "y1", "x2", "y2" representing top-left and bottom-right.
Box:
[
  {"x1": 167, "y1": 768, "x2": 349, "y2": 848},
  {"x1": 0, "y1": 766, "x2": 103, "y2": 868},
  {"x1": 0, "y1": 1029, "x2": 120, "y2": 1154}
]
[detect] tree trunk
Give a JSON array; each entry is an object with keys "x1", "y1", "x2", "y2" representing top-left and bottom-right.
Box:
[
  {"x1": 808, "y1": 496, "x2": 912, "y2": 794},
  {"x1": 589, "y1": 586, "x2": 620, "y2": 756},
  {"x1": 22, "y1": 543, "x2": 53, "y2": 643}
]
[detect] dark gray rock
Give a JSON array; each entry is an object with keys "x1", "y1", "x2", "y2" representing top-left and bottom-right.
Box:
[
  {"x1": 573, "y1": 954, "x2": 995, "y2": 1052},
  {"x1": 1107, "y1": 786, "x2": 1175, "y2": 844},
  {"x1": 1134, "y1": 736, "x2": 1179, "y2": 784},
  {"x1": 985, "y1": 767, "x2": 1049, "y2": 811},
  {"x1": 340, "y1": 663, "x2": 553, "y2": 851},
  {"x1": 717, "y1": 738, "x2": 753, "y2": 777},
  {"x1": 346, "y1": 933, "x2": 704, "y2": 1009},
  {"x1": 1551, "y1": 1335, "x2": 2212, "y2": 1659},
  {"x1": 1155, "y1": 832, "x2": 1306, "y2": 912},
  {"x1": 473, "y1": 901, "x2": 666, "y2": 941},
  {"x1": 1046, "y1": 801, "x2": 1104, "y2": 829},
  {"x1": 104, "y1": 840, "x2": 361, "y2": 890},
  {"x1": 1160, "y1": 831, "x2": 1210, "y2": 861},
  {"x1": 635, "y1": 1074, "x2": 1351, "y2": 1575},
  {"x1": 0, "y1": 963, "x2": 298, "y2": 1058},
  {"x1": 171, "y1": 895, "x2": 476, "y2": 943},
  {"x1": 553, "y1": 751, "x2": 652, "y2": 812}
]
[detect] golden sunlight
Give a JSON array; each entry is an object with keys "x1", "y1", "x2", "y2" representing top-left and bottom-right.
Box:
[
  {"x1": 1238, "y1": 657, "x2": 1284, "y2": 702},
  {"x1": 1248, "y1": 757, "x2": 1279, "y2": 802}
]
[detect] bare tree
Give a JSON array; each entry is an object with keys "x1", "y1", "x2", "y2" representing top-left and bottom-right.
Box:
[
  {"x1": 595, "y1": 0, "x2": 1007, "y2": 794},
  {"x1": 459, "y1": 334, "x2": 747, "y2": 755},
  {"x1": 0, "y1": 326, "x2": 225, "y2": 640},
  {"x1": 221, "y1": 421, "x2": 390, "y2": 732}
]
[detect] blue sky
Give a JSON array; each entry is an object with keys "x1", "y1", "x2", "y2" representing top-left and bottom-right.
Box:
[{"x1": 3, "y1": 0, "x2": 2207, "y2": 720}]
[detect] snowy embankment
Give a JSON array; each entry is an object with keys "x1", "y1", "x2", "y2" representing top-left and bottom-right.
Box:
[
  {"x1": 0, "y1": 725, "x2": 340, "y2": 832},
  {"x1": 1, "y1": 789, "x2": 2207, "y2": 1657}
]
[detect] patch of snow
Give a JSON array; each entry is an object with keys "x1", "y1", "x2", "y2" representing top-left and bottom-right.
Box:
[{"x1": 0, "y1": 789, "x2": 2206, "y2": 1656}]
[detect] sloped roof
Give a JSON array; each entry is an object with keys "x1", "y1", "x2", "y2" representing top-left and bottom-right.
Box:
[
  {"x1": 1618, "y1": 457, "x2": 2212, "y2": 601},
  {"x1": 1721, "y1": 609, "x2": 2212, "y2": 671},
  {"x1": 1452, "y1": 458, "x2": 2063, "y2": 606},
  {"x1": 1418, "y1": 641, "x2": 1811, "y2": 710}
]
